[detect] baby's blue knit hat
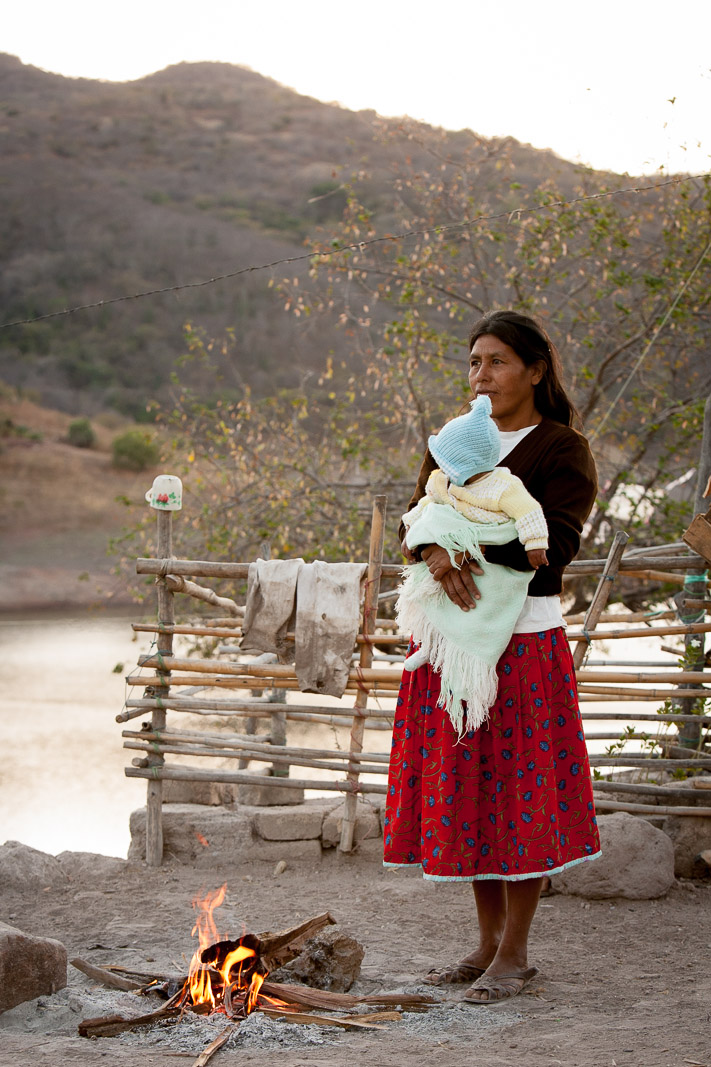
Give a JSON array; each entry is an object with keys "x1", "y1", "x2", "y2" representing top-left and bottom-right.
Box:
[{"x1": 428, "y1": 394, "x2": 500, "y2": 486}]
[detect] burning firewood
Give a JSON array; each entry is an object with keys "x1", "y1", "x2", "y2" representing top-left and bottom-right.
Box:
[
  {"x1": 76, "y1": 885, "x2": 435, "y2": 1047},
  {"x1": 260, "y1": 980, "x2": 434, "y2": 1012},
  {"x1": 257, "y1": 911, "x2": 336, "y2": 969}
]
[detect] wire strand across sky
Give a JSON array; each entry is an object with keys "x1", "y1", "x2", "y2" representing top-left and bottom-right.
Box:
[{"x1": 2, "y1": 172, "x2": 708, "y2": 332}]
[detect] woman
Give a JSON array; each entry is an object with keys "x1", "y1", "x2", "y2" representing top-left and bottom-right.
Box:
[{"x1": 383, "y1": 310, "x2": 601, "y2": 1004}]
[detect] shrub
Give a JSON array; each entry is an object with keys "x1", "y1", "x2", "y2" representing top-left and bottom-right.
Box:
[
  {"x1": 111, "y1": 429, "x2": 160, "y2": 471},
  {"x1": 67, "y1": 417, "x2": 95, "y2": 449}
]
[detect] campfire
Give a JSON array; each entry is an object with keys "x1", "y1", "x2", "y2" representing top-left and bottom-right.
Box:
[
  {"x1": 75, "y1": 885, "x2": 435, "y2": 1061},
  {"x1": 180, "y1": 884, "x2": 269, "y2": 1018}
]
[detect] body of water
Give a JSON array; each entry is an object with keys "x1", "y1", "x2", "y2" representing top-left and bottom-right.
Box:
[
  {"x1": 0, "y1": 612, "x2": 679, "y2": 859},
  {"x1": 0, "y1": 612, "x2": 153, "y2": 858}
]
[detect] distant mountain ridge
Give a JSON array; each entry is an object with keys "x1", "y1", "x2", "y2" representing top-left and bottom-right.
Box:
[{"x1": 0, "y1": 53, "x2": 587, "y2": 416}]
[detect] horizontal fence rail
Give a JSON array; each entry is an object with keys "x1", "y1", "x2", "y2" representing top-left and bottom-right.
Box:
[{"x1": 126, "y1": 517, "x2": 711, "y2": 865}]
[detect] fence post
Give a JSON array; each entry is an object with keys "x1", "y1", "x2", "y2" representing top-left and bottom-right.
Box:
[
  {"x1": 572, "y1": 530, "x2": 629, "y2": 671},
  {"x1": 144, "y1": 475, "x2": 181, "y2": 866},
  {"x1": 676, "y1": 392, "x2": 711, "y2": 747},
  {"x1": 339, "y1": 495, "x2": 387, "y2": 852}
]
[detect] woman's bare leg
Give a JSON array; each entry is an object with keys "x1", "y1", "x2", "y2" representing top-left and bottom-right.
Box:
[
  {"x1": 478, "y1": 876, "x2": 543, "y2": 974},
  {"x1": 461, "y1": 877, "x2": 543, "y2": 1002}
]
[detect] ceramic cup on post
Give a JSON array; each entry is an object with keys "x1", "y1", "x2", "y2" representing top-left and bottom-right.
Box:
[{"x1": 145, "y1": 474, "x2": 183, "y2": 511}]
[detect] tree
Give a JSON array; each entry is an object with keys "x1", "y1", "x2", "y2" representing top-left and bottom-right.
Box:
[{"x1": 114, "y1": 128, "x2": 711, "y2": 608}]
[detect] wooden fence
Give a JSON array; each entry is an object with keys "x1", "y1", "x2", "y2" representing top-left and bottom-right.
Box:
[{"x1": 120, "y1": 498, "x2": 711, "y2": 865}]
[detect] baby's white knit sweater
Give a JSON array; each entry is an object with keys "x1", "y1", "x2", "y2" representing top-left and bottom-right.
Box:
[{"x1": 416, "y1": 467, "x2": 548, "y2": 551}]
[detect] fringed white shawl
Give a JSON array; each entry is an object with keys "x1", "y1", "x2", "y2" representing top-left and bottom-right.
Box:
[{"x1": 397, "y1": 501, "x2": 533, "y2": 736}]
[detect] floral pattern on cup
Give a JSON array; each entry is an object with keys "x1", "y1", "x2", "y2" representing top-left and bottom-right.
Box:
[{"x1": 145, "y1": 475, "x2": 183, "y2": 511}]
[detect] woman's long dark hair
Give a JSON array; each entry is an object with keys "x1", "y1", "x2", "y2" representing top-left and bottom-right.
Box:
[{"x1": 468, "y1": 310, "x2": 579, "y2": 428}]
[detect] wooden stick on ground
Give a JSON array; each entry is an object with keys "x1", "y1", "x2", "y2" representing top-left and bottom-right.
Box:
[
  {"x1": 257, "y1": 1008, "x2": 388, "y2": 1031},
  {"x1": 70, "y1": 958, "x2": 143, "y2": 991},
  {"x1": 191, "y1": 1025, "x2": 236, "y2": 1066}
]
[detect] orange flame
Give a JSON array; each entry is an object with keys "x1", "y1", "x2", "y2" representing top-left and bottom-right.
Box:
[{"x1": 185, "y1": 884, "x2": 265, "y2": 1014}]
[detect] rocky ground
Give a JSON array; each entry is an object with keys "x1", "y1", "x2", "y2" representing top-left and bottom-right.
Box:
[{"x1": 1, "y1": 840, "x2": 710, "y2": 1067}]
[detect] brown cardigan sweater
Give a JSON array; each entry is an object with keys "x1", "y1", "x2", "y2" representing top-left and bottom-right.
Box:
[{"x1": 399, "y1": 418, "x2": 598, "y2": 597}]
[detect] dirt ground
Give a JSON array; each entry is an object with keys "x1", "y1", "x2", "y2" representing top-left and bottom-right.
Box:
[{"x1": 1, "y1": 850, "x2": 710, "y2": 1067}]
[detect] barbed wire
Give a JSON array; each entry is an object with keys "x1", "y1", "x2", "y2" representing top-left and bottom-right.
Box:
[{"x1": 1, "y1": 171, "x2": 710, "y2": 331}]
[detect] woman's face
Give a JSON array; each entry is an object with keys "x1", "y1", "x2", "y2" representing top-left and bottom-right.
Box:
[{"x1": 468, "y1": 334, "x2": 544, "y2": 431}]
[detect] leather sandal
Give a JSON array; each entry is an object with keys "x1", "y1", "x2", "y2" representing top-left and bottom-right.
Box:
[
  {"x1": 462, "y1": 967, "x2": 539, "y2": 1004},
  {"x1": 424, "y1": 962, "x2": 486, "y2": 986}
]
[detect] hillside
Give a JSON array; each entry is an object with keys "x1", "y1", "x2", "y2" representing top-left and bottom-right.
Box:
[
  {"x1": 0, "y1": 389, "x2": 153, "y2": 610},
  {"x1": 0, "y1": 54, "x2": 584, "y2": 418}
]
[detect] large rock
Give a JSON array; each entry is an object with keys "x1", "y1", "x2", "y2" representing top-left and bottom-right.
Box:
[
  {"x1": 0, "y1": 923, "x2": 67, "y2": 1014},
  {"x1": 285, "y1": 927, "x2": 365, "y2": 992},
  {"x1": 56, "y1": 852, "x2": 127, "y2": 879},
  {"x1": 551, "y1": 812, "x2": 675, "y2": 899},
  {"x1": 0, "y1": 841, "x2": 66, "y2": 891},
  {"x1": 662, "y1": 815, "x2": 711, "y2": 878}
]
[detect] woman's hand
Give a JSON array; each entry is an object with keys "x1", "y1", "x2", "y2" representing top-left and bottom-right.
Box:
[
  {"x1": 420, "y1": 544, "x2": 483, "y2": 611},
  {"x1": 401, "y1": 536, "x2": 417, "y2": 564}
]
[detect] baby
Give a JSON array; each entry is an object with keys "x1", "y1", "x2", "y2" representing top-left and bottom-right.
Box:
[{"x1": 397, "y1": 394, "x2": 549, "y2": 732}]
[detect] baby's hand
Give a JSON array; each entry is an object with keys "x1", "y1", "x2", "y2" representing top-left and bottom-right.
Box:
[{"x1": 526, "y1": 548, "x2": 548, "y2": 570}]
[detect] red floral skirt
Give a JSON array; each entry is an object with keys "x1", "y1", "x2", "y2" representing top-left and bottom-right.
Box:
[{"x1": 383, "y1": 628, "x2": 601, "y2": 881}]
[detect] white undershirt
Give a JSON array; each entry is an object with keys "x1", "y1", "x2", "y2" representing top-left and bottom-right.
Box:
[{"x1": 498, "y1": 425, "x2": 566, "y2": 634}]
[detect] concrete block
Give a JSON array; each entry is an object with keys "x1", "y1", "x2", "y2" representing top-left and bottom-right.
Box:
[
  {"x1": 243, "y1": 839, "x2": 323, "y2": 862},
  {"x1": 322, "y1": 801, "x2": 381, "y2": 849},
  {"x1": 128, "y1": 805, "x2": 255, "y2": 866},
  {"x1": 0, "y1": 923, "x2": 67, "y2": 1015},
  {"x1": 236, "y1": 780, "x2": 305, "y2": 806},
  {"x1": 253, "y1": 807, "x2": 324, "y2": 841},
  {"x1": 163, "y1": 779, "x2": 239, "y2": 806}
]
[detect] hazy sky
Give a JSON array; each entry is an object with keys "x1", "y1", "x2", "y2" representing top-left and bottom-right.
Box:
[{"x1": 5, "y1": 1, "x2": 711, "y2": 176}]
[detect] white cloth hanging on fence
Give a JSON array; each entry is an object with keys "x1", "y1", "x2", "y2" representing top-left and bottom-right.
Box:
[
  {"x1": 240, "y1": 558, "x2": 304, "y2": 662},
  {"x1": 294, "y1": 561, "x2": 368, "y2": 697},
  {"x1": 239, "y1": 559, "x2": 367, "y2": 698}
]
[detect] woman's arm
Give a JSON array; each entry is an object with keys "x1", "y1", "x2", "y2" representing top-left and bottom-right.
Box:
[{"x1": 486, "y1": 433, "x2": 597, "y2": 575}]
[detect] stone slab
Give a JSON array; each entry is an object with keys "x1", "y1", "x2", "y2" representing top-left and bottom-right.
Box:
[
  {"x1": 0, "y1": 923, "x2": 67, "y2": 1015},
  {"x1": 243, "y1": 839, "x2": 323, "y2": 863},
  {"x1": 163, "y1": 779, "x2": 240, "y2": 806},
  {"x1": 236, "y1": 782, "x2": 305, "y2": 806},
  {"x1": 128, "y1": 805, "x2": 255, "y2": 866},
  {"x1": 128, "y1": 805, "x2": 324, "y2": 866},
  {"x1": 322, "y1": 801, "x2": 381, "y2": 848},
  {"x1": 253, "y1": 808, "x2": 324, "y2": 841}
]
